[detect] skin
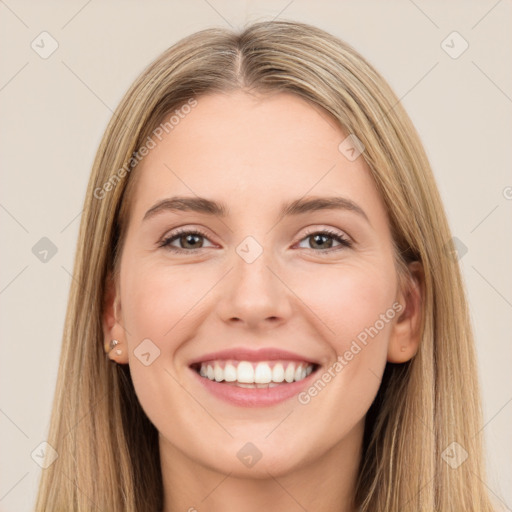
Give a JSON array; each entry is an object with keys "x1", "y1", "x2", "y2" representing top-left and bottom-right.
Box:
[{"x1": 103, "y1": 91, "x2": 422, "y2": 512}]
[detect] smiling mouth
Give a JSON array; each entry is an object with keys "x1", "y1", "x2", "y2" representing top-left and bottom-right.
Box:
[{"x1": 190, "y1": 360, "x2": 319, "y2": 388}]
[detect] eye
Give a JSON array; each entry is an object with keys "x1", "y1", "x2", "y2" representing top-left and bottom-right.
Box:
[
  {"x1": 159, "y1": 228, "x2": 215, "y2": 253},
  {"x1": 159, "y1": 227, "x2": 352, "y2": 255},
  {"x1": 296, "y1": 229, "x2": 352, "y2": 252}
]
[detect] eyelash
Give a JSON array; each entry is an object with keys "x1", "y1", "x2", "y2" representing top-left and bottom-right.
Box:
[{"x1": 158, "y1": 227, "x2": 353, "y2": 255}]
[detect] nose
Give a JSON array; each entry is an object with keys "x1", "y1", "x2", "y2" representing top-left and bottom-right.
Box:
[{"x1": 216, "y1": 247, "x2": 293, "y2": 330}]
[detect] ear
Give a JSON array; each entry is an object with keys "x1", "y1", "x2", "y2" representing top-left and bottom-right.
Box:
[
  {"x1": 387, "y1": 261, "x2": 424, "y2": 363},
  {"x1": 102, "y1": 272, "x2": 129, "y2": 364}
]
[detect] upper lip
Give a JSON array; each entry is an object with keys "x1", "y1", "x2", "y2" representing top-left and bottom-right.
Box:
[{"x1": 189, "y1": 347, "x2": 319, "y2": 366}]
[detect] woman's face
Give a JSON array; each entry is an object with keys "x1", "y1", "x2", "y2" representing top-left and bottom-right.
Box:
[{"x1": 108, "y1": 91, "x2": 416, "y2": 477}]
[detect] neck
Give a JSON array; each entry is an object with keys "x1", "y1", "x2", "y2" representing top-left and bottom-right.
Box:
[{"x1": 159, "y1": 421, "x2": 363, "y2": 512}]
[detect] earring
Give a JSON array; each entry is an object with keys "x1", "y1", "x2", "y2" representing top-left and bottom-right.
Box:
[
  {"x1": 115, "y1": 348, "x2": 122, "y2": 356},
  {"x1": 105, "y1": 339, "x2": 119, "y2": 354}
]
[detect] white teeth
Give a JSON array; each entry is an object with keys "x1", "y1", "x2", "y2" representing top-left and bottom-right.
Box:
[
  {"x1": 284, "y1": 364, "x2": 295, "y2": 383},
  {"x1": 272, "y1": 363, "x2": 285, "y2": 382},
  {"x1": 214, "y1": 362, "x2": 223, "y2": 382},
  {"x1": 196, "y1": 360, "x2": 315, "y2": 384},
  {"x1": 224, "y1": 363, "x2": 237, "y2": 382},
  {"x1": 237, "y1": 362, "x2": 254, "y2": 383},
  {"x1": 254, "y1": 362, "x2": 272, "y2": 384}
]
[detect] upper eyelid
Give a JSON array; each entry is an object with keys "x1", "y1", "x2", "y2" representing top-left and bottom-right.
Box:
[
  {"x1": 300, "y1": 226, "x2": 349, "y2": 238},
  {"x1": 160, "y1": 227, "x2": 214, "y2": 246}
]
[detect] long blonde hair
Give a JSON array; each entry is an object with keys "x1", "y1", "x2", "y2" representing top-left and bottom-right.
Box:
[{"x1": 35, "y1": 20, "x2": 495, "y2": 511}]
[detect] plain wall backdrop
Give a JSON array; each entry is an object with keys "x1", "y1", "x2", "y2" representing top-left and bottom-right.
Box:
[{"x1": 0, "y1": 1, "x2": 511, "y2": 510}]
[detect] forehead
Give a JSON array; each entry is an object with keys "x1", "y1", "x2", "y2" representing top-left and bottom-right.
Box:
[{"x1": 128, "y1": 91, "x2": 385, "y2": 223}]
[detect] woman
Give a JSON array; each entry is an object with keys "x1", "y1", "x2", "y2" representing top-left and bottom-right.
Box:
[{"x1": 35, "y1": 20, "x2": 496, "y2": 512}]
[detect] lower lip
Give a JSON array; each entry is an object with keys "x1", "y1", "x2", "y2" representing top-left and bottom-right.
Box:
[{"x1": 190, "y1": 367, "x2": 318, "y2": 407}]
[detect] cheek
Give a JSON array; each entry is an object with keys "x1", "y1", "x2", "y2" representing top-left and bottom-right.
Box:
[
  {"x1": 118, "y1": 261, "x2": 196, "y2": 379},
  {"x1": 119, "y1": 263, "x2": 212, "y2": 428},
  {"x1": 121, "y1": 261, "x2": 209, "y2": 341},
  {"x1": 291, "y1": 260, "x2": 397, "y2": 350},
  {"x1": 292, "y1": 263, "x2": 398, "y2": 427}
]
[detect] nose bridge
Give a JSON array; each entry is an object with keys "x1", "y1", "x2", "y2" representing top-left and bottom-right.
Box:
[{"x1": 217, "y1": 237, "x2": 291, "y2": 327}]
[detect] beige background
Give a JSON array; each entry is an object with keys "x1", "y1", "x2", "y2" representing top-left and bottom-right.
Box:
[{"x1": 0, "y1": 1, "x2": 511, "y2": 510}]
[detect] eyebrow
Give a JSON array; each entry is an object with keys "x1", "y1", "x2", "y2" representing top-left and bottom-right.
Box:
[{"x1": 143, "y1": 195, "x2": 369, "y2": 223}]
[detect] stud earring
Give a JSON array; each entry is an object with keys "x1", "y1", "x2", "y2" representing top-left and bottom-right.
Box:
[{"x1": 105, "y1": 339, "x2": 120, "y2": 354}]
